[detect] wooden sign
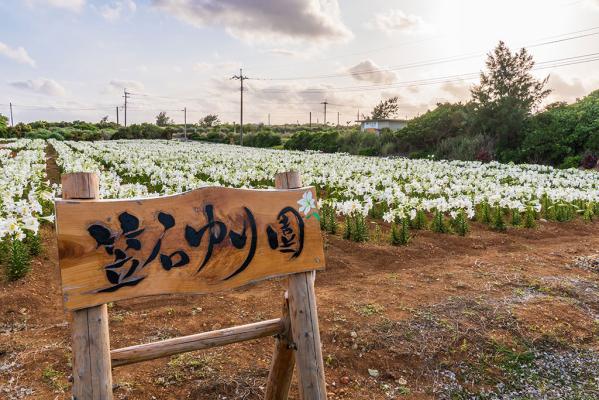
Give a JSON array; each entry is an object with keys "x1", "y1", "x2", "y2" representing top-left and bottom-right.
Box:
[{"x1": 55, "y1": 186, "x2": 325, "y2": 310}]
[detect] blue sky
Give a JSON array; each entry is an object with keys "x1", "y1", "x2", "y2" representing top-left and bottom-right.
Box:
[{"x1": 1, "y1": 0, "x2": 599, "y2": 125}]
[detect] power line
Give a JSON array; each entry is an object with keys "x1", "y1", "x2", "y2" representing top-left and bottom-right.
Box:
[
  {"x1": 258, "y1": 28, "x2": 599, "y2": 82},
  {"x1": 257, "y1": 51, "x2": 599, "y2": 94}
]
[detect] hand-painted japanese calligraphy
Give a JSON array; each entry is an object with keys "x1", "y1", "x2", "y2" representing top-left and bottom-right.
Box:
[{"x1": 55, "y1": 186, "x2": 325, "y2": 310}]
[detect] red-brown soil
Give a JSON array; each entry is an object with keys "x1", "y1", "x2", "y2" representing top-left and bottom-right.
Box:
[{"x1": 1, "y1": 217, "x2": 598, "y2": 399}]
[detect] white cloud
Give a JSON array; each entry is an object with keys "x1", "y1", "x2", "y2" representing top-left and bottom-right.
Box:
[
  {"x1": 98, "y1": 0, "x2": 136, "y2": 21},
  {"x1": 0, "y1": 42, "x2": 36, "y2": 67},
  {"x1": 10, "y1": 78, "x2": 66, "y2": 96},
  {"x1": 28, "y1": 0, "x2": 85, "y2": 11},
  {"x1": 547, "y1": 74, "x2": 587, "y2": 103},
  {"x1": 193, "y1": 61, "x2": 240, "y2": 73},
  {"x1": 367, "y1": 9, "x2": 428, "y2": 35},
  {"x1": 586, "y1": 0, "x2": 599, "y2": 9},
  {"x1": 346, "y1": 59, "x2": 397, "y2": 84},
  {"x1": 108, "y1": 79, "x2": 144, "y2": 91},
  {"x1": 152, "y1": 0, "x2": 353, "y2": 43},
  {"x1": 264, "y1": 48, "x2": 302, "y2": 57},
  {"x1": 440, "y1": 81, "x2": 471, "y2": 101}
]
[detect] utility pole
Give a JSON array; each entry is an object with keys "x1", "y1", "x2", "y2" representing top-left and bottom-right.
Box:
[
  {"x1": 231, "y1": 68, "x2": 248, "y2": 145},
  {"x1": 116, "y1": 106, "x2": 119, "y2": 126},
  {"x1": 268, "y1": 113, "x2": 270, "y2": 126},
  {"x1": 337, "y1": 112, "x2": 340, "y2": 126},
  {"x1": 123, "y1": 89, "x2": 130, "y2": 127},
  {"x1": 321, "y1": 100, "x2": 328, "y2": 125},
  {"x1": 183, "y1": 107, "x2": 187, "y2": 140},
  {"x1": 309, "y1": 111, "x2": 312, "y2": 128},
  {"x1": 9, "y1": 102, "x2": 14, "y2": 127},
  {"x1": 357, "y1": 109, "x2": 359, "y2": 122}
]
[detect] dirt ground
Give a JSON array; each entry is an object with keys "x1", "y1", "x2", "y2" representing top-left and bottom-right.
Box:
[{"x1": 1, "y1": 215, "x2": 598, "y2": 399}]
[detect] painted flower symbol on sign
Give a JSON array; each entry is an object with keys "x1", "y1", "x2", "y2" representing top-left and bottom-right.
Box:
[{"x1": 298, "y1": 191, "x2": 320, "y2": 221}]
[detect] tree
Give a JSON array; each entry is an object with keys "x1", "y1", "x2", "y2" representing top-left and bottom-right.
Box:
[
  {"x1": 0, "y1": 113, "x2": 8, "y2": 137},
  {"x1": 99, "y1": 116, "x2": 109, "y2": 125},
  {"x1": 370, "y1": 96, "x2": 399, "y2": 119},
  {"x1": 200, "y1": 114, "x2": 220, "y2": 128},
  {"x1": 471, "y1": 41, "x2": 550, "y2": 158},
  {"x1": 156, "y1": 111, "x2": 173, "y2": 127}
]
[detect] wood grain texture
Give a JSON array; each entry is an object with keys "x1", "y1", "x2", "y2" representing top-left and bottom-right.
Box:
[
  {"x1": 265, "y1": 292, "x2": 295, "y2": 400},
  {"x1": 288, "y1": 271, "x2": 327, "y2": 400},
  {"x1": 111, "y1": 318, "x2": 284, "y2": 367},
  {"x1": 63, "y1": 173, "x2": 113, "y2": 400},
  {"x1": 55, "y1": 186, "x2": 325, "y2": 310},
  {"x1": 61, "y1": 172, "x2": 100, "y2": 200},
  {"x1": 275, "y1": 171, "x2": 327, "y2": 400}
]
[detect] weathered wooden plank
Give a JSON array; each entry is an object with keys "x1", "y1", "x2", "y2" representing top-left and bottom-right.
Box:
[
  {"x1": 63, "y1": 173, "x2": 113, "y2": 400},
  {"x1": 278, "y1": 171, "x2": 327, "y2": 400},
  {"x1": 111, "y1": 318, "x2": 284, "y2": 367},
  {"x1": 55, "y1": 185, "x2": 325, "y2": 310},
  {"x1": 288, "y1": 271, "x2": 327, "y2": 400},
  {"x1": 265, "y1": 292, "x2": 295, "y2": 400}
]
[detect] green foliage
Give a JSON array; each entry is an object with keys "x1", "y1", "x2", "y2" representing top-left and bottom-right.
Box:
[
  {"x1": 410, "y1": 209, "x2": 427, "y2": 230},
  {"x1": 156, "y1": 111, "x2": 173, "y2": 127},
  {"x1": 243, "y1": 130, "x2": 282, "y2": 148},
  {"x1": 511, "y1": 210, "x2": 522, "y2": 226},
  {"x1": 451, "y1": 210, "x2": 470, "y2": 236},
  {"x1": 520, "y1": 91, "x2": 599, "y2": 166},
  {"x1": 343, "y1": 215, "x2": 352, "y2": 240},
  {"x1": 2, "y1": 239, "x2": 31, "y2": 281},
  {"x1": 390, "y1": 218, "x2": 410, "y2": 245},
  {"x1": 582, "y1": 202, "x2": 595, "y2": 222},
  {"x1": 471, "y1": 41, "x2": 550, "y2": 157},
  {"x1": 199, "y1": 114, "x2": 220, "y2": 128},
  {"x1": 524, "y1": 206, "x2": 537, "y2": 228},
  {"x1": 320, "y1": 203, "x2": 338, "y2": 234},
  {"x1": 25, "y1": 232, "x2": 42, "y2": 257},
  {"x1": 394, "y1": 102, "x2": 475, "y2": 156},
  {"x1": 555, "y1": 203, "x2": 574, "y2": 222},
  {"x1": 343, "y1": 213, "x2": 368, "y2": 242},
  {"x1": 369, "y1": 96, "x2": 399, "y2": 120},
  {"x1": 431, "y1": 210, "x2": 450, "y2": 233},
  {"x1": 478, "y1": 202, "x2": 492, "y2": 224},
  {"x1": 0, "y1": 113, "x2": 8, "y2": 137},
  {"x1": 112, "y1": 124, "x2": 172, "y2": 140},
  {"x1": 284, "y1": 129, "x2": 340, "y2": 153},
  {"x1": 371, "y1": 223, "x2": 383, "y2": 243},
  {"x1": 492, "y1": 206, "x2": 507, "y2": 231}
]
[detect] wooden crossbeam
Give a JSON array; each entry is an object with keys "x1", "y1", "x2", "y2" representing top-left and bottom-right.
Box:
[{"x1": 111, "y1": 318, "x2": 285, "y2": 367}]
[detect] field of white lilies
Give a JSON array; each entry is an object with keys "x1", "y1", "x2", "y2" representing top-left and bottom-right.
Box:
[
  {"x1": 49, "y1": 139, "x2": 599, "y2": 240},
  {"x1": 2, "y1": 138, "x2": 599, "y2": 249}
]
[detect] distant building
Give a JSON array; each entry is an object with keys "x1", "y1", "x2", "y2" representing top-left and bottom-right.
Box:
[{"x1": 357, "y1": 119, "x2": 407, "y2": 134}]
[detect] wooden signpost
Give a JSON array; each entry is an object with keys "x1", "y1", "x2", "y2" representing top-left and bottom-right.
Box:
[{"x1": 56, "y1": 171, "x2": 327, "y2": 400}]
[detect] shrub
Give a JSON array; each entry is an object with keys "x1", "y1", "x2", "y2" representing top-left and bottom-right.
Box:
[
  {"x1": 559, "y1": 156, "x2": 582, "y2": 169},
  {"x1": 390, "y1": 219, "x2": 410, "y2": 245},
  {"x1": 410, "y1": 210, "x2": 427, "y2": 230},
  {"x1": 244, "y1": 131, "x2": 282, "y2": 148},
  {"x1": 431, "y1": 210, "x2": 450, "y2": 233},
  {"x1": 2, "y1": 239, "x2": 31, "y2": 281},
  {"x1": 451, "y1": 210, "x2": 470, "y2": 236}
]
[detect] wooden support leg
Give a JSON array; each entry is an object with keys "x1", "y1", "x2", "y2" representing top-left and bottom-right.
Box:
[
  {"x1": 62, "y1": 173, "x2": 113, "y2": 400},
  {"x1": 72, "y1": 305, "x2": 113, "y2": 400},
  {"x1": 265, "y1": 293, "x2": 295, "y2": 400},
  {"x1": 287, "y1": 271, "x2": 327, "y2": 400}
]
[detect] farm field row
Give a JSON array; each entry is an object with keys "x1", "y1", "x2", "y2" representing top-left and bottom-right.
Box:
[
  {"x1": 2, "y1": 138, "x2": 598, "y2": 249},
  {"x1": 0, "y1": 139, "x2": 53, "y2": 242},
  {"x1": 48, "y1": 139, "x2": 599, "y2": 237}
]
